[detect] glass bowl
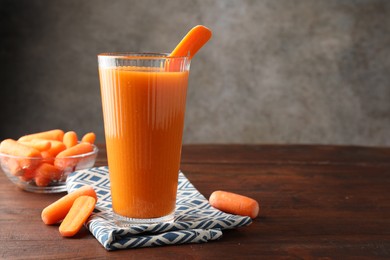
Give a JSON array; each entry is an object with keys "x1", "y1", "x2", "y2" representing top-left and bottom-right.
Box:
[{"x1": 0, "y1": 144, "x2": 98, "y2": 193}]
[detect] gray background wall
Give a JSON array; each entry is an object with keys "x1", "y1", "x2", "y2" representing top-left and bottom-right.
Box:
[{"x1": 1, "y1": 0, "x2": 389, "y2": 146}]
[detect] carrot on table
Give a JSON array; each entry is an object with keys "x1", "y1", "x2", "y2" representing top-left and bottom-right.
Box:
[
  {"x1": 63, "y1": 131, "x2": 78, "y2": 148},
  {"x1": 41, "y1": 185, "x2": 97, "y2": 225},
  {"x1": 18, "y1": 139, "x2": 52, "y2": 152},
  {"x1": 59, "y1": 195, "x2": 96, "y2": 237},
  {"x1": 81, "y1": 132, "x2": 96, "y2": 144},
  {"x1": 18, "y1": 129, "x2": 65, "y2": 142},
  {"x1": 209, "y1": 190, "x2": 259, "y2": 219}
]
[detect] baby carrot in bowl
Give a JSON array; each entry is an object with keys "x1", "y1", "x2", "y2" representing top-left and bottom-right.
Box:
[
  {"x1": 81, "y1": 132, "x2": 96, "y2": 144},
  {"x1": 18, "y1": 129, "x2": 65, "y2": 142},
  {"x1": 63, "y1": 131, "x2": 78, "y2": 148},
  {"x1": 209, "y1": 190, "x2": 259, "y2": 219}
]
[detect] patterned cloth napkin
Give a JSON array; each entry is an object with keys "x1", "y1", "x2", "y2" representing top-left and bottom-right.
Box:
[{"x1": 66, "y1": 166, "x2": 252, "y2": 251}]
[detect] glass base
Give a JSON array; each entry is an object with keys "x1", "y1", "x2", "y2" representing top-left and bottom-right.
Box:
[{"x1": 113, "y1": 211, "x2": 175, "y2": 226}]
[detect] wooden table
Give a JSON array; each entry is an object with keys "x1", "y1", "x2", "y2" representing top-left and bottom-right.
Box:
[{"x1": 1, "y1": 144, "x2": 390, "y2": 259}]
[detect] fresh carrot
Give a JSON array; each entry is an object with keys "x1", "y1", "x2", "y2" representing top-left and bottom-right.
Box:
[
  {"x1": 59, "y1": 195, "x2": 96, "y2": 237},
  {"x1": 0, "y1": 139, "x2": 42, "y2": 158},
  {"x1": 18, "y1": 129, "x2": 65, "y2": 142},
  {"x1": 169, "y1": 25, "x2": 212, "y2": 59},
  {"x1": 41, "y1": 185, "x2": 97, "y2": 225},
  {"x1": 41, "y1": 150, "x2": 54, "y2": 164},
  {"x1": 56, "y1": 142, "x2": 94, "y2": 158},
  {"x1": 18, "y1": 139, "x2": 52, "y2": 152},
  {"x1": 209, "y1": 190, "x2": 259, "y2": 219},
  {"x1": 1, "y1": 156, "x2": 23, "y2": 176},
  {"x1": 54, "y1": 142, "x2": 94, "y2": 170},
  {"x1": 19, "y1": 168, "x2": 36, "y2": 182},
  {"x1": 35, "y1": 172, "x2": 51, "y2": 187},
  {"x1": 0, "y1": 139, "x2": 42, "y2": 174},
  {"x1": 81, "y1": 132, "x2": 96, "y2": 144},
  {"x1": 34, "y1": 163, "x2": 63, "y2": 186},
  {"x1": 45, "y1": 140, "x2": 67, "y2": 157},
  {"x1": 63, "y1": 131, "x2": 78, "y2": 148}
]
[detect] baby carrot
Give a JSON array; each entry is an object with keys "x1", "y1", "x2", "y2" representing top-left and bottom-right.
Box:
[
  {"x1": 1, "y1": 156, "x2": 23, "y2": 176},
  {"x1": 0, "y1": 139, "x2": 42, "y2": 158},
  {"x1": 54, "y1": 143, "x2": 94, "y2": 171},
  {"x1": 56, "y1": 142, "x2": 93, "y2": 158},
  {"x1": 41, "y1": 185, "x2": 97, "y2": 225},
  {"x1": 59, "y1": 195, "x2": 96, "y2": 237},
  {"x1": 45, "y1": 140, "x2": 67, "y2": 157},
  {"x1": 63, "y1": 131, "x2": 78, "y2": 148},
  {"x1": 18, "y1": 139, "x2": 52, "y2": 152},
  {"x1": 209, "y1": 190, "x2": 259, "y2": 219},
  {"x1": 81, "y1": 132, "x2": 96, "y2": 144},
  {"x1": 34, "y1": 162, "x2": 63, "y2": 184},
  {"x1": 170, "y1": 25, "x2": 212, "y2": 59},
  {"x1": 18, "y1": 129, "x2": 65, "y2": 142}
]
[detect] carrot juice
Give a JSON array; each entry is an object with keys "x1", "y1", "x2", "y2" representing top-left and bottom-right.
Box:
[{"x1": 98, "y1": 53, "x2": 190, "y2": 224}]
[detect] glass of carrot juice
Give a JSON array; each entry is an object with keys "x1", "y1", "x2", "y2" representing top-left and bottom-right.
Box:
[{"x1": 98, "y1": 53, "x2": 190, "y2": 224}]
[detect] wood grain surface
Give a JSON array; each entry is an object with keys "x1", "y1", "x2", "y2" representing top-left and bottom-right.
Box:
[{"x1": 1, "y1": 144, "x2": 389, "y2": 259}]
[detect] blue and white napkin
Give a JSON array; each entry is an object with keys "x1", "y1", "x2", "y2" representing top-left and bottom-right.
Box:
[{"x1": 66, "y1": 166, "x2": 252, "y2": 250}]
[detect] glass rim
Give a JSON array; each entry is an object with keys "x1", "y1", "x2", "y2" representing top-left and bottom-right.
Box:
[{"x1": 97, "y1": 52, "x2": 190, "y2": 60}]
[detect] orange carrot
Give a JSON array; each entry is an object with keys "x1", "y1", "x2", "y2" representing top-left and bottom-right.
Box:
[
  {"x1": 56, "y1": 142, "x2": 93, "y2": 158},
  {"x1": 170, "y1": 25, "x2": 212, "y2": 59},
  {"x1": 209, "y1": 190, "x2": 259, "y2": 219},
  {"x1": 54, "y1": 143, "x2": 94, "y2": 170},
  {"x1": 41, "y1": 150, "x2": 54, "y2": 165},
  {"x1": 0, "y1": 139, "x2": 42, "y2": 174},
  {"x1": 18, "y1": 129, "x2": 65, "y2": 142},
  {"x1": 35, "y1": 172, "x2": 51, "y2": 187},
  {"x1": 41, "y1": 185, "x2": 97, "y2": 225},
  {"x1": 19, "y1": 168, "x2": 36, "y2": 182},
  {"x1": 18, "y1": 139, "x2": 52, "y2": 152},
  {"x1": 1, "y1": 156, "x2": 23, "y2": 176},
  {"x1": 45, "y1": 140, "x2": 67, "y2": 157},
  {"x1": 0, "y1": 139, "x2": 42, "y2": 158},
  {"x1": 81, "y1": 132, "x2": 96, "y2": 144},
  {"x1": 63, "y1": 131, "x2": 78, "y2": 148},
  {"x1": 34, "y1": 163, "x2": 63, "y2": 187},
  {"x1": 59, "y1": 195, "x2": 96, "y2": 237}
]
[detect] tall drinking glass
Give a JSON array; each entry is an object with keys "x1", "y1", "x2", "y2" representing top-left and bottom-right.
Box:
[{"x1": 98, "y1": 53, "x2": 190, "y2": 224}]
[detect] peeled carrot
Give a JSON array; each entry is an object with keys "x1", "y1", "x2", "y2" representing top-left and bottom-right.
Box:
[
  {"x1": 19, "y1": 168, "x2": 36, "y2": 182},
  {"x1": 41, "y1": 185, "x2": 97, "y2": 225},
  {"x1": 0, "y1": 139, "x2": 42, "y2": 158},
  {"x1": 1, "y1": 157, "x2": 23, "y2": 176},
  {"x1": 170, "y1": 25, "x2": 212, "y2": 59},
  {"x1": 59, "y1": 195, "x2": 96, "y2": 237},
  {"x1": 54, "y1": 143, "x2": 94, "y2": 171},
  {"x1": 34, "y1": 163, "x2": 63, "y2": 186},
  {"x1": 41, "y1": 150, "x2": 54, "y2": 164},
  {"x1": 18, "y1": 129, "x2": 65, "y2": 142},
  {"x1": 209, "y1": 190, "x2": 259, "y2": 219},
  {"x1": 45, "y1": 140, "x2": 67, "y2": 157},
  {"x1": 56, "y1": 142, "x2": 93, "y2": 158},
  {"x1": 81, "y1": 132, "x2": 96, "y2": 144},
  {"x1": 0, "y1": 139, "x2": 42, "y2": 174},
  {"x1": 63, "y1": 131, "x2": 78, "y2": 148},
  {"x1": 18, "y1": 139, "x2": 52, "y2": 152}
]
